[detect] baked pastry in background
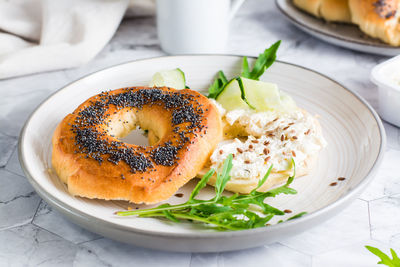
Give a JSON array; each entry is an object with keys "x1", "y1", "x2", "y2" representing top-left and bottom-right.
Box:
[
  {"x1": 349, "y1": 0, "x2": 400, "y2": 46},
  {"x1": 293, "y1": 0, "x2": 400, "y2": 46},
  {"x1": 293, "y1": 0, "x2": 352, "y2": 22}
]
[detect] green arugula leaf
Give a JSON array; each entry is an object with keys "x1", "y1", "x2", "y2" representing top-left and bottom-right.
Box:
[
  {"x1": 214, "y1": 154, "x2": 233, "y2": 200},
  {"x1": 391, "y1": 249, "x2": 400, "y2": 264},
  {"x1": 162, "y1": 210, "x2": 180, "y2": 223},
  {"x1": 208, "y1": 40, "x2": 281, "y2": 114},
  {"x1": 253, "y1": 214, "x2": 274, "y2": 227},
  {"x1": 116, "y1": 155, "x2": 304, "y2": 231},
  {"x1": 236, "y1": 77, "x2": 256, "y2": 110},
  {"x1": 251, "y1": 165, "x2": 273, "y2": 194},
  {"x1": 208, "y1": 70, "x2": 229, "y2": 99},
  {"x1": 191, "y1": 203, "x2": 232, "y2": 215},
  {"x1": 148, "y1": 204, "x2": 181, "y2": 223},
  {"x1": 287, "y1": 158, "x2": 296, "y2": 184},
  {"x1": 241, "y1": 56, "x2": 250, "y2": 78},
  {"x1": 366, "y1": 246, "x2": 400, "y2": 267},
  {"x1": 267, "y1": 186, "x2": 297, "y2": 197},
  {"x1": 218, "y1": 70, "x2": 228, "y2": 84},
  {"x1": 189, "y1": 169, "x2": 215, "y2": 201},
  {"x1": 242, "y1": 41, "x2": 281, "y2": 81},
  {"x1": 265, "y1": 159, "x2": 297, "y2": 196},
  {"x1": 287, "y1": 212, "x2": 307, "y2": 221}
]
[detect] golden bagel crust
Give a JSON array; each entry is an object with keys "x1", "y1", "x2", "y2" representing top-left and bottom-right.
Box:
[{"x1": 52, "y1": 87, "x2": 222, "y2": 204}]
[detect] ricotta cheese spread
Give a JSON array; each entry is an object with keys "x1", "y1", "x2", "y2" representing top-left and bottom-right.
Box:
[
  {"x1": 388, "y1": 72, "x2": 400, "y2": 88},
  {"x1": 210, "y1": 100, "x2": 327, "y2": 184},
  {"x1": 380, "y1": 58, "x2": 400, "y2": 89}
]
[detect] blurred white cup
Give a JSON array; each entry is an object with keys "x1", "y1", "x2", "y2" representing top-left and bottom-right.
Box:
[{"x1": 156, "y1": 0, "x2": 245, "y2": 54}]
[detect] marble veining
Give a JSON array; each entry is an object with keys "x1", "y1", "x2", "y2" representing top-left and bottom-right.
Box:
[
  {"x1": 32, "y1": 201, "x2": 101, "y2": 245},
  {"x1": 0, "y1": 169, "x2": 41, "y2": 230},
  {"x1": 369, "y1": 194, "x2": 400, "y2": 248},
  {"x1": 312, "y1": 239, "x2": 400, "y2": 267},
  {"x1": 0, "y1": 224, "x2": 78, "y2": 266},
  {"x1": 0, "y1": 133, "x2": 17, "y2": 168},
  {"x1": 280, "y1": 199, "x2": 370, "y2": 255},
  {"x1": 360, "y1": 149, "x2": 400, "y2": 201},
  {"x1": 5, "y1": 148, "x2": 25, "y2": 177},
  {"x1": 217, "y1": 244, "x2": 311, "y2": 267},
  {"x1": 385, "y1": 122, "x2": 400, "y2": 150},
  {"x1": 0, "y1": 0, "x2": 400, "y2": 266},
  {"x1": 74, "y1": 238, "x2": 191, "y2": 267}
]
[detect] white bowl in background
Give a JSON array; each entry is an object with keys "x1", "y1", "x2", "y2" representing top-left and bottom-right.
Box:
[{"x1": 371, "y1": 55, "x2": 400, "y2": 127}]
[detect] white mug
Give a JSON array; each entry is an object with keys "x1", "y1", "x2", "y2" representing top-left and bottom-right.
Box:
[{"x1": 156, "y1": 0, "x2": 245, "y2": 54}]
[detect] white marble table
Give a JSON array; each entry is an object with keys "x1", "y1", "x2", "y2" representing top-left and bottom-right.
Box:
[{"x1": 1, "y1": 1, "x2": 400, "y2": 266}]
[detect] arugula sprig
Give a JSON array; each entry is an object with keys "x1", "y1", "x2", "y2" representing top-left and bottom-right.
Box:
[
  {"x1": 207, "y1": 40, "x2": 281, "y2": 111},
  {"x1": 366, "y1": 246, "x2": 400, "y2": 267},
  {"x1": 207, "y1": 71, "x2": 229, "y2": 99},
  {"x1": 116, "y1": 155, "x2": 306, "y2": 231},
  {"x1": 241, "y1": 40, "x2": 281, "y2": 80},
  {"x1": 236, "y1": 77, "x2": 256, "y2": 110}
]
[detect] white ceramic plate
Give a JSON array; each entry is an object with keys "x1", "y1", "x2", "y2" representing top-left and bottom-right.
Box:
[
  {"x1": 19, "y1": 55, "x2": 385, "y2": 252},
  {"x1": 276, "y1": 0, "x2": 400, "y2": 56}
]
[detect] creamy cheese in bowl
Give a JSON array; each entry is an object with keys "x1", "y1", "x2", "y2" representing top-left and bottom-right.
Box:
[
  {"x1": 208, "y1": 100, "x2": 327, "y2": 186},
  {"x1": 382, "y1": 65, "x2": 400, "y2": 89},
  {"x1": 371, "y1": 55, "x2": 400, "y2": 127}
]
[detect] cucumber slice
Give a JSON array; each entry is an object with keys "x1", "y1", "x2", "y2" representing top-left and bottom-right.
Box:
[
  {"x1": 215, "y1": 79, "x2": 249, "y2": 111},
  {"x1": 149, "y1": 68, "x2": 186, "y2": 90},
  {"x1": 279, "y1": 91, "x2": 297, "y2": 111},
  {"x1": 245, "y1": 78, "x2": 281, "y2": 111},
  {"x1": 216, "y1": 77, "x2": 283, "y2": 111}
]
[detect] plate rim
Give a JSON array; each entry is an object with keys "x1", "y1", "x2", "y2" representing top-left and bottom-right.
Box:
[
  {"x1": 275, "y1": 0, "x2": 400, "y2": 50},
  {"x1": 18, "y1": 54, "x2": 386, "y2": 239}
]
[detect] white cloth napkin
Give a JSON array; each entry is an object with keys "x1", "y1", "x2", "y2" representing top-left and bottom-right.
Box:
[{"x1": 0, "y1": 0, "x2": 130, "y2": 79}]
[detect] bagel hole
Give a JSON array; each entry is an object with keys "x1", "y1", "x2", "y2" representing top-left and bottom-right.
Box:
[{"x1": 120, "y1": 128, "x2": 150, "y2": 146}]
